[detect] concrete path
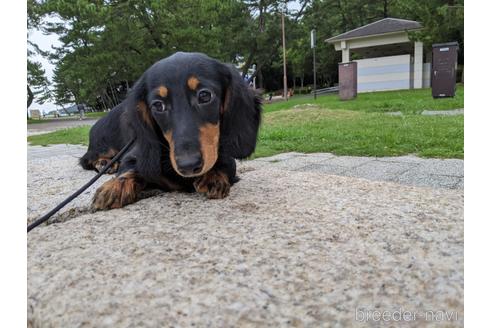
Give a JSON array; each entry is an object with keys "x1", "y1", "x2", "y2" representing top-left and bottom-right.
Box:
[
  {"x1": 253, "y1": 152, "x2": 463, "y2": 190},
  {"x1": 27, "y1": 118, "x2": 98, "y2": 136},
  {"x1": 27, "y1": 145, "x2": 463, "y2": 327},
  {"x1": 28, "y1": 143, "x2": 88, "y2": 159},
  {"x1": 385, "y1": 108, "x2": 464, "y2": 117},
  {"x1": 28, "y1": 146, "x2": 464, "y2": 190},
  {"x1": 421, "y1": 108, "x2": 464, "y2": 116},
  {"x1": 26, "y1": 146, "x2": 462, "y2": 227}
]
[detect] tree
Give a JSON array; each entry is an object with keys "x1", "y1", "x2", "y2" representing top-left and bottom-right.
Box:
[
  {"x1": 33, "y1": 0, "x2": 261, "y2": 107},
  {"x1": 27, "y1": 0, "x2": 50, "y2": 111},
  {"x1": 298, "y1": 0, "x2": 464, "y2": 88},
  {"x1": 395, "y1": 0, "x2": 464, "y2": 62},
  {"x1": 27, "y1": 59, "x2": 49, "y2": 108},
  {"x1": 28, "y1": 0, "x2": 464, "y2": 99}
]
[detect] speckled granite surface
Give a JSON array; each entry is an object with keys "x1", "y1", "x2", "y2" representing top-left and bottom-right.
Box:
[{"x1": 27, "y1": 147, "x2": 463, "y2": 327}]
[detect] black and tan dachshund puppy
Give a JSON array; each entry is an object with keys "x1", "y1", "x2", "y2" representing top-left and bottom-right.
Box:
[{"x1": 80, "y1": 52, "x2": 262, "y2": 210}]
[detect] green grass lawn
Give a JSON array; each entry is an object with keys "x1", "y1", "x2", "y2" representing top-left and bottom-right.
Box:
[
  {"x1": 85, "y1": 111, "x2": 108, "y2": 119},
  {"x1": 28, "y1": 126, "x2": 91, "y2": 146},
  {"x1": 264, "y1": 84, "x2": 464, "y2": 114},
  {"x1": 27, "y1": 87, "x2": 464, "y2": 159},
  {"x1": 27, "y1": 111, "x2": 109, "y2": 125},
  {"x1": 253, "y1": 108, "x2": 462, "y2": 158}
]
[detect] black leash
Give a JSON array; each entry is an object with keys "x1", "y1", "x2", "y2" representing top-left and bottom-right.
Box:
[{"x1": 27, "y1": 138, "x2": 136, "y2": 233}]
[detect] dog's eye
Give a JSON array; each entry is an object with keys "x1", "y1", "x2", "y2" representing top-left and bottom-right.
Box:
[
  {"x1": 197, "y1": 89, "x2": 212, "y2": 104},
  {"x1": 151, "y1": 100, "x2": 166, "y2": 112}
]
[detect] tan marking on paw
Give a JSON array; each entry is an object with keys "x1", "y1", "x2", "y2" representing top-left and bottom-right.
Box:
[
  {"x1": 92, "y1": 171, "x2": 143, "y2": 210},
  {"x1": 193, "y1": 170, "x2": 230, "y2": 199}
]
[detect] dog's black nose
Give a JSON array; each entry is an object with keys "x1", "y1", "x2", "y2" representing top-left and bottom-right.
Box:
[{"x1": 176, "y1": 153, "x2": 203, "y2": 175}]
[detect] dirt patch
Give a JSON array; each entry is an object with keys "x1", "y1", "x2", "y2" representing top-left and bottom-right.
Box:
[{"x1": 292, "y1": 103, "x2": 321, "y2": 110}]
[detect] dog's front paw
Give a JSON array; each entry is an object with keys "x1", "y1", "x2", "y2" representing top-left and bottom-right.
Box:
[
  {"x1": 92, "y1": 172, "x2": 142, "y2": 210},
  {"x1": 94, "y1": 159, "x2": 119, "y2": 174},
  {"x1": 193, "y1": 170, "x2": 230, "y2": 199}
]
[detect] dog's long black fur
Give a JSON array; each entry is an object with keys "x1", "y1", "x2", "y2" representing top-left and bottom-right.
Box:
[
  {"x1": 80, "y1": 52, "x2": 262, "y2": 210},
  {"x1": 79, "y1": 102, "x2": 132, "y2": 172}
]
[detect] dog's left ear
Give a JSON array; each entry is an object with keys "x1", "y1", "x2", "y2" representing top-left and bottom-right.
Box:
[{"x1": 218, "y1": 64, "x2": 262, "y2": 159}]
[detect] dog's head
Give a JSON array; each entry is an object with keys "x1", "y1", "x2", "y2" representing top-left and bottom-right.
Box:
[{"x1": 130, "y1": 52, "x2": 261, "y2": 177}]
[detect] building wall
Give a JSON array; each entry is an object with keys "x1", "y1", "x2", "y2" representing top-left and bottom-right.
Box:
[
  {"x1": 410, "y1": 62, "x2": 431, "y2": 88},
  {"x1": 355, "y1": 54, "x2": 411, "y2": 92},
  {"x1": 353, "y1": 55, "x2": 430, "y2": 92},
  {"x1": 423, "y1": 63, "x2": 431, "y2": 88},
  {"x1": 333, "y1": 32, "x2": 410, "y2": 51}
]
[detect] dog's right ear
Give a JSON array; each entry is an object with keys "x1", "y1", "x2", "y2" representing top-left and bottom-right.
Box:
[
  {"x1": 124, "y1": 72, "x2": 163, "y2": 178},
  {"x1": 129, "y1": 73, "x2": 147, "y2": 101},
  {"x1": 127, "y1": 73, "x2": 156, "y2": 130},
  {"x1": 218, "y1": 64, "x2": 262, "y2": 159}
]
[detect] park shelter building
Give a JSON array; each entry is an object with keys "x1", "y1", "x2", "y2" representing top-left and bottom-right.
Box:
[{"x1": 326, "y1": 18, "x2": 431, "y2": 92}]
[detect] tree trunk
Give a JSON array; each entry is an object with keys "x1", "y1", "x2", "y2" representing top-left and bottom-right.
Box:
[
  {"x1": 383, "y1": 0, "x2": 389, "y2": 18},
  {"x1": 99, "y1": 94, "x2": 108, "y2": 111},
  {"x1": 104, "y1": 90, "x2": 115, "y2": 109},
  {"x1": 27, "y1": 85, "x2": 34, "y2": 109},
  {"x1": 257, "y1": 68, "x2": 263, "y2": 90},
  {"x1": 103, "y1": 94, "x2": 110, "y2": 111},
  {"x1": 108, "y1": 83, "x2": 118, "y2": 107},
  {"x1": 241, "y1": 45, "x2": 257, "y2": 77}
]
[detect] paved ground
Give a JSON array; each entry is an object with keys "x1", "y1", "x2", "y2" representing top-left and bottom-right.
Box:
[
  {"x1": 254, "y1": 152, "x2": 463, "y2": 190},
  {"x1": 421, "y1": 109, "x2": 464, "y2": 116},
  {"x1": 27, "y1": 118, "x2": 98, "y2": 136},
  {"x1": 386, "y1": 108, "x2": 464, "y2": 117},
  {"x1": 27, "y1": 145, "x2": 463, "y2": 327}
]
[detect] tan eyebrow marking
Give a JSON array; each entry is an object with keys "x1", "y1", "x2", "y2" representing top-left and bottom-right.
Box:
[
  {"x1": 157, "y1": 86, "x2": 168, "y2": 97},
  {"x1": 187, "y1": 76, "x2": 200, "y2": 90}
]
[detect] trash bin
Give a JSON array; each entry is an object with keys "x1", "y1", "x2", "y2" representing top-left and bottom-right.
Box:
[
  {"x1": 431, "y1": 42, "x2": 459, "y2": 98},
  {"x1": 339, "y1": 62, "x2": 357, "y2": 100}
]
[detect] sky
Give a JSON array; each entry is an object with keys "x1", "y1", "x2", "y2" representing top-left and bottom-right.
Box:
[{"x1": 28, "y1": 25, "x2": 61, "y2": 113}]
